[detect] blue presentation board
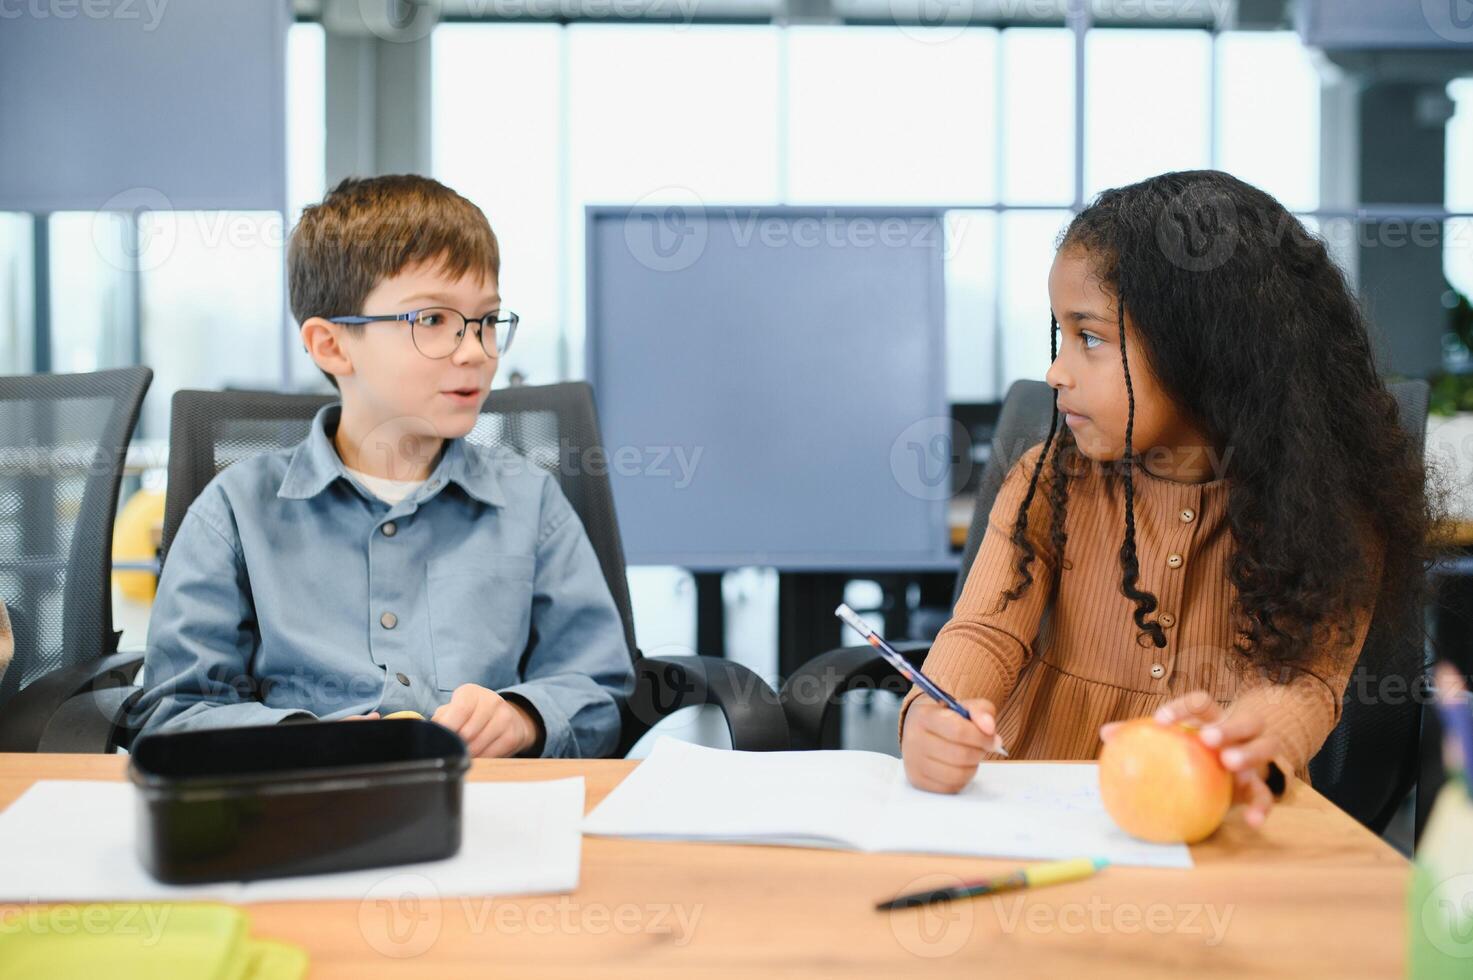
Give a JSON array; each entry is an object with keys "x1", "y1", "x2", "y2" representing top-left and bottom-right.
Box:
[{"x1": 585, "y1": 205, "x2": 955, "y2": 571}]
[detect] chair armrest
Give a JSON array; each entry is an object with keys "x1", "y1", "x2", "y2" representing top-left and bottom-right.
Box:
[
  {"x1": 618, "y1": 655, "x2": 789, "y2": 757},
  {"x1": 779, "y1": 640, "x2": 930, "y2": 750},
  {"x1": 37, "y1": 686, "x2": 147, "y2": 754},
  {"x1": 0, "y1": 649, "x2": 145, "y2": 752}
]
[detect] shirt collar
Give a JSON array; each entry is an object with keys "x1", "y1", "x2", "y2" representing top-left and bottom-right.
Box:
[
  {"x1": 277, "y1": 403, "x2": 507, "y2": 508},
  {"x1": 435, "y1": 428, "x2": 508, "y2": 508}
]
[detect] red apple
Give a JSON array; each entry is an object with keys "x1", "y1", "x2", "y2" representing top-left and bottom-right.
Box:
[{"x1": 1098, "y1": 718, "x2": 1234, "y2": 844}]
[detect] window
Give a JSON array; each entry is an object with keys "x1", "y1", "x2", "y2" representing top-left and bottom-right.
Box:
[
  {"x1": 564, "y1": 25, "x2": 782, "y2": 380},
  {"x1": 435, "y1": 24, "x2": 784, "y2": 385},
  {"x1": 286, "y1": 21, "x2": 329, "y2": 390},
  {"x1": 133, "y1": 22, "x2": 327, "y2": 436},
  {"x1": 0, "y1": 215, "x2": 33, "y2": 375},
  {"x1": 287, "y1": 23, "x2": 327, "y2": 224},
  {"x1": 944, "y1": 210, "x2": 998, "y2": 402},
  {"x1": 434, "y1": 24, "x2": 568, "y2": 388},
  {"x1": 1000, "y1": 210, "x2": 1074, "y2": 391},
  {"x1": 47, "y1": 212, "x2": 136, "y2": 376},
  {"x1": 1084, "y1": 30, "x2": 1212, "y2": 197},
  {"x1": 136, "y1": 211, "x2": 289, "y2": 437},
  {"x1": 785, "y1": 27, "x2": 997, "y2": 205},
  {"x1": 1446, "y1": 78, "x2": 1473, "y2": 301},
  {"x1": 1001, "y1": 28, "x2": 1075, "y2": 207},
  {"x1": 431, "y1": 22, "x2": 1330, "y2": 404},
  {"x1": 15, "y1": 22, "x2": 325, "y2": 422},
  {"x1": 1215, "y1": 31, "x2": 1320, "y2": 213},
  {"x1": 785, "y1": 27, "x2": 1002, "y2": 401}
]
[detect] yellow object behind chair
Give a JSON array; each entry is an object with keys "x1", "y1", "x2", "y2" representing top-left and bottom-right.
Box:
[{"x1": 112, "y1": 488, "x2": 166, "y2": 603}]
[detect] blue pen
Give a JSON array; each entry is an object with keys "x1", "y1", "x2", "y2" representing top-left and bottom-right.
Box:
[
  {"x1": 1432, "y1": 661, "x2": 1473, "y2": 798},
  {"x1": 835, "y1": 603, "x2": 1008, "y2": 757}
]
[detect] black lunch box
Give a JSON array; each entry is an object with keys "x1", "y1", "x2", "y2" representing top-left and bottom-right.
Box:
[{"x1": 127, "y1": 718, "x2": 470, "y2": 884}]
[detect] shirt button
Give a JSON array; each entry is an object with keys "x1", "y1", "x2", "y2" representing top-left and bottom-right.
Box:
[
  {"x1": 1159, "y1": 613, "x2": 1177, "y2": 628},
  {"x1": 396, "y1": 672, "x2": 411, "y2": 686},
  {"x1": 382, "y1": 522, "x2": 397, "y2": 537},
  {"x1": 380, "y1": 611, "x2": 398, "y2": 629},
  {"x1": 1150, "y1": 663, "x2": 1166, "y2": 679},
  {"x1": 1180, "y1": 508, "x2": 1195, "y2": 523},
  {"x1": 1167, "y1": 553, "x2": 1183, "y2": 569}
]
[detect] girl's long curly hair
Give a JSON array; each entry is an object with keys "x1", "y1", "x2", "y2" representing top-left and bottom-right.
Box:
[{"x1": 998, "y1": 169, "x2": 1437, "y2": 674}]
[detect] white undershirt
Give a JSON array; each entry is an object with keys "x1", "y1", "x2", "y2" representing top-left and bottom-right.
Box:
[{"x1": 344, "y1": 466, "x2": 427, "y2": 505}]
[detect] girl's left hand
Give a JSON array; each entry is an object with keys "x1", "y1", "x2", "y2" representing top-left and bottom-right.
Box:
[{"x1": 1099, "y1": 690, "x2": 1281, "y2": 829}]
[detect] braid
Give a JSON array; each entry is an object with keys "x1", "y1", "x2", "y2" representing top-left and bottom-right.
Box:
[
  {"x1": 1044, "y1": 419, "x2": 1073, "y2": 568},
  {"x1": 998, "y1": 315, "x2": 1077, "y2": 608},
  {"x1": 1117, "y1": 297, "x2": 1166, "y2": 649}
]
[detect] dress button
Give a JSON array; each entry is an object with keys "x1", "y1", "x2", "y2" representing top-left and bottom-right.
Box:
[
  {"x1": 1180, "y1": 508, "x2": 1195, "y2": 523},
  {"x1": 396, "y1": 672, "x2": 411, "y2": 686},
  {"x1": 380, "y1": 611, "x2": 398, "y2": 629},
  {"x1": 382, "y1": 522, "x2": 397, "y2": 537},
  {"x1": 1150, "y1": 663, "x2": 1166, "y2": 679},
  {"x1": 1159, "y1": 612, "x2": 1177, "y2": 628},
  {"x1": 1167, "y1": 553, "x2": 1183, "y2": 569}
]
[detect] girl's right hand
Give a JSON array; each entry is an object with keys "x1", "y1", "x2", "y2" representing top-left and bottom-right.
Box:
[{"x1": 900, "y1": 697, "x2": 1000, "y2": 794}]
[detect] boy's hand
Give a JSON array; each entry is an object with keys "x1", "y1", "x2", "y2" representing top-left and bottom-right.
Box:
[
  {"x1": 431, "y1": 684, "x2": 541, "y2": 758},
  {"x1": 1100, "y1": 690, "x2": 1281, "y2": 828},
  {"x1": 900, "y1": 697, "x2": 1001, "y2": 794},
  {"x1": 341, "y1": 712, "x2": 380, "y2": 721}
]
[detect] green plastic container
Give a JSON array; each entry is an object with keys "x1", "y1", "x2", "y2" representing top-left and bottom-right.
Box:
[
  {"x1": 0, "y1": 903, "x2": 307, "y2": 980},
  {"x1": 1409, "y1": 774, "x2": 1473, "y2": 978}
]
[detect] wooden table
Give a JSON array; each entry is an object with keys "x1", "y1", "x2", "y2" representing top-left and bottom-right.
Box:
[{"x1": 0, "y1": 753, "x2": 1410, "y2": 978}]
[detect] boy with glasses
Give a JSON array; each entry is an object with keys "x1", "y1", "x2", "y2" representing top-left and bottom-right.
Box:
[{"x1": 136, "y1": 175, "x2": 633, "y2": 758}]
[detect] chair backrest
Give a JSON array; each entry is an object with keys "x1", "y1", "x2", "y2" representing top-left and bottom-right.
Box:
[
  {"x1": 953, "y1": 377, "x2": 1430, "y2": 832},
  {"x1": 160, "y1": 389, "x2": 334, "y2": 560},
  {"x1": 160, "y1": 383, "x2": 641, "y2": 662},
  {"x1": 0, "y1": 367, "x2": 152, "y2": 709},
  {"x1": 953, "y1": 380, "x2": 1056, "y2": 607},
  {"x1": 1309, "y1": 379, "x2": 1429, "y2": 831}
]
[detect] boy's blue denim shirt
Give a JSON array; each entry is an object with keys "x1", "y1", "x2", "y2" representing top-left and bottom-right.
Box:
[{"x1": 135, "y1": 403, "x2": 635, "y2": 757}]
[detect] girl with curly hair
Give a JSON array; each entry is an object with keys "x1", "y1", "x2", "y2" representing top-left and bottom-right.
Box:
[{"x1": 899, "y1": 170, "x2": 1434, "y2": 828}]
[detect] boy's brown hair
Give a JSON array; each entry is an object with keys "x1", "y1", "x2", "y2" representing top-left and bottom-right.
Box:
[{"x1": 288, "y1": 174, "x2": 501, "y2": 389}]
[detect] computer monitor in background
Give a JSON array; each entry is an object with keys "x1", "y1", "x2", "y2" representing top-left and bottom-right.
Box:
[{"x1": 585, "y1": 205, "x2": 953, "y2": 571}]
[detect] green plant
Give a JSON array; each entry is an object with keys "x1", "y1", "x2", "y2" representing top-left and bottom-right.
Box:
[
  {"x1": 1429, "y1": 372, "x2": 1473, "y2": 416},
  {"x1": 1429, "y1": 291, "x2": 1473, "y2": 417}
]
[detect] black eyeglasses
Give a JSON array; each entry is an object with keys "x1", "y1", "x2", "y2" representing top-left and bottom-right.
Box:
[{"x1": 328, "y1": 308, "x2": 519, "y2": 359}]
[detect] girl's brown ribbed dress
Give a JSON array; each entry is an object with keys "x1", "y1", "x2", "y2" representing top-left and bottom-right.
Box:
[{"x1": 898, "y1": 443, "x2": 1377, "y2": 785}]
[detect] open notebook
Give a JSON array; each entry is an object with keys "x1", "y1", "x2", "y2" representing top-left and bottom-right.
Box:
[{"x1": 584, "y1": 737, "x2": 1192, "y2": 869}]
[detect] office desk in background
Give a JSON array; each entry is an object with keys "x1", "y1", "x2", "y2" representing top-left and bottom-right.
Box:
[{"x1": 0, "y1": 753, "x2": 1408, "y2": 978}]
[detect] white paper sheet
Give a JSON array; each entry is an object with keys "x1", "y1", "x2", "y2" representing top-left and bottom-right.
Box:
[
  {"x1": 0, "y1": 777, "x2": 585, "y2": 903},
  {"x1": 583, "y1": 737, "x2": 1192, "y2": 869}
]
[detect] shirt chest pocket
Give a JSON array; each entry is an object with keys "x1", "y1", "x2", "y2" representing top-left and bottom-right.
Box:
[{"x1": 425, "y1": 554, "x2": 536, "y2": 693}]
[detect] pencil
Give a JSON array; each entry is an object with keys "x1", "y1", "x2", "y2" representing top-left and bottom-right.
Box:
[{"x1": 835, "y1": 603, "x2": 1008, "y2": 757}]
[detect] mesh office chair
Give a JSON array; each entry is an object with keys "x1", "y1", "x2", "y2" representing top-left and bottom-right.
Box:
[
  {"x1": 43, "y1": 382, "x2": 790, "y2": 755},
  {"x1": 0, "y1": 367, "x2": 152, "y2": 751},
  {"x1": 781, "y1": 378, "x2": 1431, "y2": 836}
]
